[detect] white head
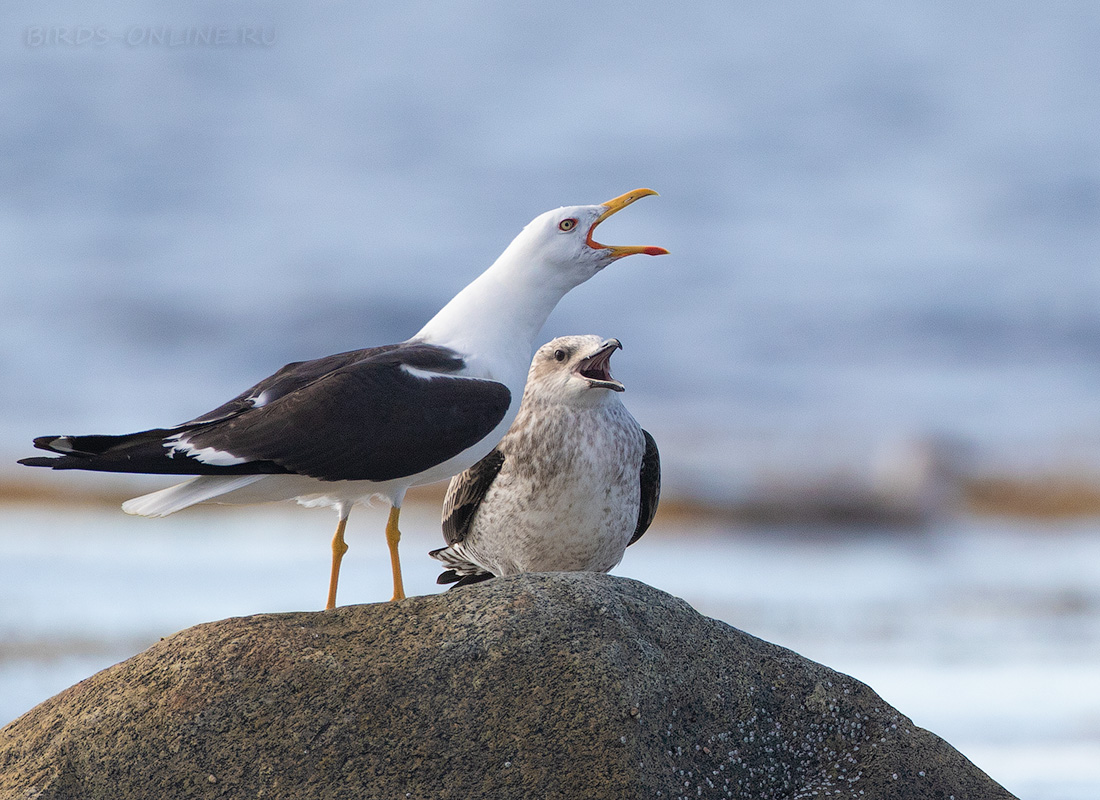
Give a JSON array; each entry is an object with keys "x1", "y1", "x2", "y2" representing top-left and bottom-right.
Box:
[
  {"x1": 524, "y1": 335, "x2": 627, "y2": 408},
  {"x1": 497, "y1": 188, "x2": 669, "y2": 293},
  {"x1": 414, "y1": 189, "x2": 665, "y2": 378}
]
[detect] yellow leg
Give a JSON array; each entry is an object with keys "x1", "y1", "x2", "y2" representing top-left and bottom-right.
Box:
[
  {"x1": 386, "y1": 505, "x2": 406, "y2": 601},
  {"x1": 326, "y1": 515, "x2": 350, "y2": 611}
]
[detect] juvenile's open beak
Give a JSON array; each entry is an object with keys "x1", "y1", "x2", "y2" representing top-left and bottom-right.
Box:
[
  {"x1": 586, "y1": 189, "x2": 669, "y2": 259},
  {"x1": 576, "y1": 338, "x2": 625, "y2": 391}
]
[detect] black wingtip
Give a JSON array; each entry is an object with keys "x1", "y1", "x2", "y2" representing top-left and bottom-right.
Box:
[
  {"x1": 18, "y1": 456, "x2": 58, "y2": 468},
  {"x1": 435, "y1": 569, "x2": 496, "y2": 588},
  {"x1": 436, "y1": 569, "x2": 463, "y2": 585},
  {"x1": 31, "y1": 436, "x2": 65, "y2": 453},
  {"x1": 453, "y1": 573, "x2": 494, "y2": 588}
]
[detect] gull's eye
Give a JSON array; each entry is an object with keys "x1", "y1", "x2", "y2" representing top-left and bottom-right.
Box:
[
  {"x1": 554, "y1": 349, "x2": 567, "y2": 362},
  {"x1": 558, "y1": 218, "x2": 578, "y2": 232}
]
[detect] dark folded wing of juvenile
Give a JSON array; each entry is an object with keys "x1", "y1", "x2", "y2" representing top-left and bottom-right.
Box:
[
  {"x1": 628, "y1": 429, "x2": 661, "y2": 546},
  {"x1": 441, "y1": 448, "x2": 507, "y2": 545}
]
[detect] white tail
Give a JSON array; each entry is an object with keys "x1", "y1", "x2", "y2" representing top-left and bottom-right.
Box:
[{"x1": 122, "y1": 475, "x2": 267, "y2": 517}]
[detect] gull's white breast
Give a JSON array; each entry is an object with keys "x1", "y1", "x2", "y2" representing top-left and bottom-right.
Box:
[{"x1": 458, "y1": 398, "x2": 646, "y2": 575}]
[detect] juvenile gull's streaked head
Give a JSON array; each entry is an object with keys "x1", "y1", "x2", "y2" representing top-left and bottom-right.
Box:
[{"x1": 524, "y1": 335, "x2": 625, "y2": 408}]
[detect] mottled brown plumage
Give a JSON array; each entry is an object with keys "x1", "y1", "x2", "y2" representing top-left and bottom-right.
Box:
[{"x1": 432, "y1": 335, "x2": 660, "y2": 585}]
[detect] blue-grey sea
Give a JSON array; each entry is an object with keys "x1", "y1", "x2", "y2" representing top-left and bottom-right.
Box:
[{"x1": 1, "y1": 2, "x2": 1099, "y2": 798}]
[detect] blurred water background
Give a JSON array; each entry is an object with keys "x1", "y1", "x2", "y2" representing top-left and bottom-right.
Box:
[
  {"x1": 2, "y1": 505, "x2": 1098, "y2": 800},
  {"x1": 1, "y1": 1, "x2": 1099, "y2": 798}
]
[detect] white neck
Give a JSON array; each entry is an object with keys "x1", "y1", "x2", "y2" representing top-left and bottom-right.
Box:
[{"x1": 412, "y1": 242, "x2": 579, "y2": 384}]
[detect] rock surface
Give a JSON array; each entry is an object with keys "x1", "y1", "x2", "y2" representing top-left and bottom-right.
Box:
[{"x1": 0, "y1": 573, "x2": 1014, "y2": 800}]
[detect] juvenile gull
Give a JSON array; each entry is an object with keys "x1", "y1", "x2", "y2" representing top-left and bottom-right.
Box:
[
  {"x1": 20, "y1": 190, "x2": 667, "y2": 607},
  {"x1": 431, "y1": 335, "x2": 660, "y2": 585}
]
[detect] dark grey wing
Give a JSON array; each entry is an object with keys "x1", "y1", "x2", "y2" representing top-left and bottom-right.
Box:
[
  {"x1": 181, "y1": 344, "x2": 511, "y2": 482},
  {"x1": 441, "y1": 448, "x2": 506, "y2": 545},
  {"x1": 20, "y1": 429, "x2": 289, "y2": 476},
  {"x1": 19, "y1": 345, "x2": 408, "y2": 473},
  {"x1": 21, "y1": 343, "x2": 511, "y2": 482},
  {"x1": 627, "y1": 429, "x2": 661, "y2": 546},
  {"x1": 185, "y1": 345, "x2": 405, "y2": 425}
]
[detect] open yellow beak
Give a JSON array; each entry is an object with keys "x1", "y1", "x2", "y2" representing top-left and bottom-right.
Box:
[{"x1": 586, "y1": 188, "x2": 670, "y2": 258}]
